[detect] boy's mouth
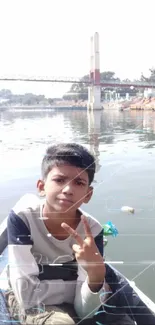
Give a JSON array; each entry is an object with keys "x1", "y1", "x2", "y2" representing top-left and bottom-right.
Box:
[{"x1": 57, "y1": 198, "x2": 73, "y2": 204}]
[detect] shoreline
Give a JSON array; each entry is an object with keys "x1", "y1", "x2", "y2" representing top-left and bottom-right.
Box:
[
  {"x1": 0, "y1": 102, "x2": 89, "y2": 110},
  {"x1": 1, "y1": 97, "x2": 155, "y2": 111},
  {"x1": 120, "y1": 97, "x2": 155, "y2": 111}
]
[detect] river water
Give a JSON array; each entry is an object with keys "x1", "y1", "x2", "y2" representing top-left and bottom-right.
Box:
[{"x1": 0, "y1": 108, "x2": 155, "y2": 302}]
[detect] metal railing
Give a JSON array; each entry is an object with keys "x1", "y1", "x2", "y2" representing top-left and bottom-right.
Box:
[{"x1": 0, "y1": 75, "x2": 154, "y2": 88}]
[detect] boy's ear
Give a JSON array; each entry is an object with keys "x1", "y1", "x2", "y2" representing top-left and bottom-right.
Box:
[
  {"x1": 83, "y1": 186, "x2": 93, "y2": 203},
  {"x1": 37, "y1": 179, "x2": 45, "y2": 197}
]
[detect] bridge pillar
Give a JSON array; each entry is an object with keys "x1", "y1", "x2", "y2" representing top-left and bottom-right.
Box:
[{"x1": 87, "y1": 32, "x2": 102, "y2": 110}]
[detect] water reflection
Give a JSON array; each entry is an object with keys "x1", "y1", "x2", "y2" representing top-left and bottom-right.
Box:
[
  {"x1": 1, "y1": 108, "x2": 155, "y2": 156},
  {"x1": 87, "y1": 110, "x2": 102, "y2": 172}
]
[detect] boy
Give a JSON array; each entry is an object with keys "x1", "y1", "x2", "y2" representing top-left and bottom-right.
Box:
[{"x1": 6, "y1": 143, "x2": 135, "y2": 324}]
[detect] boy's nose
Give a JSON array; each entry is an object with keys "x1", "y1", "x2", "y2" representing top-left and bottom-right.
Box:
[{"x1": 62, "y1": 183, "x2": 73, "y2": 194}]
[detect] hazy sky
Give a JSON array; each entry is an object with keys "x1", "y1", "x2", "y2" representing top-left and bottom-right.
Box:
[{"x1": 0, "y1": 0, "x2": 155, "y2": 97}]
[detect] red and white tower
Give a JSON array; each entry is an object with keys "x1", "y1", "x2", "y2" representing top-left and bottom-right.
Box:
[{"x1": 87, "y1": 32, "x2": 102, "y2": 110}]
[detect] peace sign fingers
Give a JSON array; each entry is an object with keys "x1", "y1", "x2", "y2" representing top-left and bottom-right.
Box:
[
  {"x1": 81, "y1": 215, "x2": 93, "y2": 238},
  {"x1": 61, "y1": 214, "x2": 93, "y2": 246},
  {"x1": 61, "y1": 222, "x2": 84, "y2": 246}
]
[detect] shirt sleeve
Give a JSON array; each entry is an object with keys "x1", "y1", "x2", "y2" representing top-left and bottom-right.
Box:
[
  {"x1": 74, "y1": 228, "x2": 110, "y2": 319},
  {"x1": 7, "y1": 209, "x2": 69, "y2": 310}
]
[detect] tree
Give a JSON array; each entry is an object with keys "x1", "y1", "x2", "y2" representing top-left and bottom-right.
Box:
[
  {"x1": 141, "y1": 68, "x2": 155, "y2": 82},
  {"x1": 63, "y1": 71, "x2": 120, "y2": 100},
  {"x1": 0, "y1": 89, "x2": 12, "y2": 98},
  {"x1": 100, "y1": 71, "x2": 118, "y2": 81},
  {"x1": 63, "y1": 71, "x2": 139, "y2": 100},
  {"x1": 48, "y1": 98, "x2": 54, "y2": 105},
  {"x1": 0, "y1": 89, "x2": 52, "y2": 106}
]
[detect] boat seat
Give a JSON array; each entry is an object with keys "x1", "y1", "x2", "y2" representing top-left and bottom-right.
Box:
[
  {"x1": 0, "y1": 247, "x2": 20, "y2": 324},
  {"x1": 0, "y1": 279, "x2": 21, "y2": 324}
]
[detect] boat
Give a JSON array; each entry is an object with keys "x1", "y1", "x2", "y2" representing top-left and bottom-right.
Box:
[{"x1": 0, "y1": 216, "x2": 155, "y2": 324}]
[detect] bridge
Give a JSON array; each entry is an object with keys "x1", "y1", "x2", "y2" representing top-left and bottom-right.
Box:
[
  {"x1": 0, "y1": 32, "x2": 154, "y2": 109},
  {"x1": 0, "y1": 76, "x2": 154, "y2": 89}
]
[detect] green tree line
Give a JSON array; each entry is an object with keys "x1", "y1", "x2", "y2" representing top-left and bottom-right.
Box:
[
  {"x1": 63, "y1": 69, "x2": 155, "y2": 101},
  {"x1": 0, "y1": 89, "x2": 55, "y2": 106}
]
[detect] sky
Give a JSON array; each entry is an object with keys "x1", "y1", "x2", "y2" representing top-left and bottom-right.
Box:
[{"x1": 0, "y1": 0, "x2": 155, "y2": 97}]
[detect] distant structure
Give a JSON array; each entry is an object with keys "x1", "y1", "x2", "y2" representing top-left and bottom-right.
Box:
[
  {"x1": 87, "y1": 32, "x2": 102, "y2": 110},
  {"x1": 144, "y1": 88, "x2": 155, "y2": 98}
]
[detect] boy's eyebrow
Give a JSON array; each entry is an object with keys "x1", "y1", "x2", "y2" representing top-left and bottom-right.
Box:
[
  {"x1": 75, "y1": 176, "x2": 87, "y2": 183},
  {"x1": 52, "y1": 174, "x2": 87, "y2": 183}
]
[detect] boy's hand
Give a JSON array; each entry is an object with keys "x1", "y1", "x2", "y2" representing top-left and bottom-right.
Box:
[{"x1": 61, "y1": 215, "x2": 106, "y2": 292}]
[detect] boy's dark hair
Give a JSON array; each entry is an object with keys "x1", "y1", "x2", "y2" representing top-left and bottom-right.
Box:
[{"x1": 41, "y1": 143, "x2": 96, "y2": 185}]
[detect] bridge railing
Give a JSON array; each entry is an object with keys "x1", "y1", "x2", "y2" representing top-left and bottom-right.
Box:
[
  {"x1": 0, "y1": 75, "x2": 155, "y2": 88},
  {"x1": 100, "y1": 80, "x2": 155, "y2": 87}
]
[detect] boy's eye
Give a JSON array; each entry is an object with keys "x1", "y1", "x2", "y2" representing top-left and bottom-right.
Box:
[
  {"x1": 76, "y1": 181, "x2": 85, "y2": 186},
  {"x1": 54, "y1": 178, "x2": 64, "y2": 183},
  {"x1": 53, "y1": 178, "x2": 85, "y2": 186}
]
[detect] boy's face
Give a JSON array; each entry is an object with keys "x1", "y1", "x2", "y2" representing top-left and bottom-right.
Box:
[{"x1": 37, "y1": 164, "x2": 93, "y2": 213}]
